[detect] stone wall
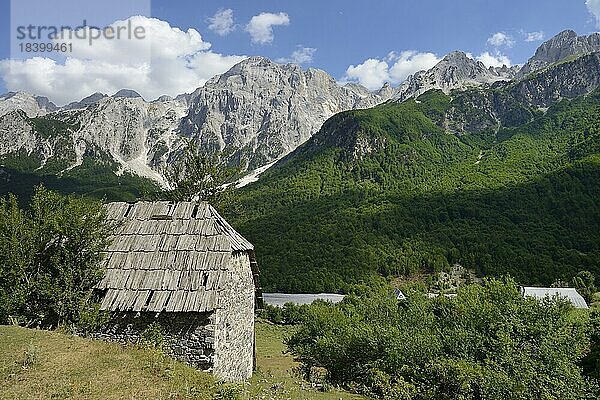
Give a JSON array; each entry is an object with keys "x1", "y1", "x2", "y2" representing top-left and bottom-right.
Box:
[
  {"x1": 93, "y1": 250, "x2": 256, "y2": 382},
  {"x1": 213, "y1": 251, "x2": 255, "y2": 381},
  {"x1": 94, "y1": 311, "x2": 215, "y2": 371}
]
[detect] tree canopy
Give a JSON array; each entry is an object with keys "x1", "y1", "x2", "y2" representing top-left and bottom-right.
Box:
[
  {"x1": 0, "y1": 186, "x2": 114, "y2": 328},
  {"x1": 155, "y1": 139, "x2": 240, "y2": 211},
  {"x1": 287, "y1": 279, "x2": 600, "y2": 399}
]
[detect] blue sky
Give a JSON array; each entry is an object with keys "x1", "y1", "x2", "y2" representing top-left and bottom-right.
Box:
[
  {"x1": 0, "y1": 0, "x2": 598, "y2": 104},
  {"x1": 173, "y1": 0, "x2": 595, "y2": 73}
]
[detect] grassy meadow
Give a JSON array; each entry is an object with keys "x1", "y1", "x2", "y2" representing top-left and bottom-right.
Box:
[{"x1": 0, "y1": 321, "x2": 367, "y2": 400}]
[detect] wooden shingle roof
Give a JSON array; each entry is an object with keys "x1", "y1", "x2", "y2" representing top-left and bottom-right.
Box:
[{"x1": 96, "y1": 201, "x2": 253, "y2": 313}]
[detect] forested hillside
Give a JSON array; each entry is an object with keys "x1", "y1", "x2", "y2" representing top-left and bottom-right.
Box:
[{"x1": 228, "y1": 85, "x2": 600, "y2": 292}]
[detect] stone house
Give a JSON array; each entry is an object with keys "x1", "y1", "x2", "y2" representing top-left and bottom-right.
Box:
[{"x1": 94, "y1": 201, "x2": 261, "y2": 382}]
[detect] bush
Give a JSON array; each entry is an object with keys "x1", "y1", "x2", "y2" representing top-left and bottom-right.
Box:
[
  {"x1": 140, "y1": 322, "x2": 166, "y2": 350},
  {"x1": 0, "y1": 186, "x2": 114, "y2": 328},
  {"x1": 256, "y1": 302, "x2": 310, "y2": 325},
  {"x1": 256, "y1": 304, "x2": 284, "y2": 324},
  {"x1": 21, "y1": 342, "x2": 39, "y2": 369},
  {"x1": 213, "y1": 385, "x2": 242, "y2": 400},
  {"x1": 287, "y1": 278, "x2": 600, "y2": 399},
  {"x1": 75, "y1": 300, "x2": 111, "y2": 336},
  {"x1": 582, "y1": 310, "x2": 600, "y2": 380}
]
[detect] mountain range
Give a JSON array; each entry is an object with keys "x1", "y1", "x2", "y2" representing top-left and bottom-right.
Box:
[
  {"x1": 228, "y1": 49, "x2": 600, "y2": 292},
  {"x1": 0, "y1": 57, "x2": 391, "y2": 197},
  {"x1": 3, "y1": 29, "x2": 599, "y2": 199},
  {"x1": 2, "y1": 29, "x2": 600, "y2": 292}
]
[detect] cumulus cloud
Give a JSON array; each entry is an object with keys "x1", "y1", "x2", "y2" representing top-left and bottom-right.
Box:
[
  {"x1": 245, "y1": 12, "x2": 290, "y2": 44},
  {"x1": 476, "y1": 51, "x2": 512, "y2": 68},
  {"x1": 524, "y1": 31, "x2": 545, "y2": 42},
  {"x1": 344, "y1": 51, "x2": 441, "y2": 91},
  {"x1": 277, "y1": 46, "x2": 316, "y2": 65},
  {"x1": 207, "y1": 9, "x2": 235, "y2": 36},
  {"x1": 345, "y1": 59, "x2": 390, "y2": 90},
  {"x1": 0, "y1": 16, "x2": 247, "y2": 105},
  {"x1": 587, "y1": 0, "x2": 600, "y2": 27},
  {"x1": 388, "y1": 51, "x2": 441, "y2": 82},
  {"x1": 487, "y1": 32, "x2": 515, "y2": 48}
]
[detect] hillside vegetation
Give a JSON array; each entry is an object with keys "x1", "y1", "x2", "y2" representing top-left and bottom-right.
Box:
[
  {"x1": 0, "y1": 325, "x2": 217, "y2": 399},
  {"x1": 229, "y1": 87, "x2": 600, "y2": 292}
]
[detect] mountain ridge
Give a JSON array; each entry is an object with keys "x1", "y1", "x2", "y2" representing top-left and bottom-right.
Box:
[
  {"x1": 0, "y1": 29, "x2": 599, "y2": 194},
  {"x1": 517, "y1": 29, "x2": 600, "y2": 78},
  {"x1": 393, "y1": 51, "x2": 519, "y2": 102},
  {"x1": 228, "y1": 59, "x2": 600, "y2": 290}
]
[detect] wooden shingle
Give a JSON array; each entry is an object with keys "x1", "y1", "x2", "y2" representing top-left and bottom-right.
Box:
[{"x1": 97, "y1": 201, "x2": 254, "y2": 313}]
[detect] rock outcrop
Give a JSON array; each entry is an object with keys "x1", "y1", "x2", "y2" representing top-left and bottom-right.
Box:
[
  {"x1": 180, "y1": 57, "x2": 392, "y2": 169},
  {"x1": 517, "y1": 30, "x2": 600, "y2": 77},
  {"x1": 393, "y1": 51, "x2": 517, "y2": 102},
  {"x1": 0, "y1": 94, "x2": 189, "y2": 184},
  {"x1": 0, "y1": 92, "x2": 58, "y2": 118},
  {"x1": 510, "y1": 52, "x2": 600, "y2": 108},
  {"x1": 63, "y1": 92, "x2": 107, "y2": 111}
]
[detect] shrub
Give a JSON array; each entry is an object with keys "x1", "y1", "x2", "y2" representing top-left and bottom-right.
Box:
[
  {"x1": 0, "y1": 186, "x2": 115, "y2": 328},
  {"x1": 21, "y1": 342, "x2": 39, "y2": 369},
  {"x1": 256, "y1": 302, "x2": 309, "y2": 325},
  {"x1": 287, "y1": 278, "x2": 600, "y2": 399},
  {"x1": 213, "y1": 384, "x2": 242, "y2": 400},
  {"x1": 140, "y1": 322, "x2": 166, "y2": 350},
  {"x1": 75, "y1": 300, "x2": 111, "y2": 336}
]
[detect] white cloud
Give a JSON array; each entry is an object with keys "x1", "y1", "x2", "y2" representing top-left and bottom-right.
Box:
[
  {"x1": 277, "y1": 46, "x2": 316, "y2": 65},
  {"x1": 476, "y1": 51, "x2": 512, "y2": 68},
  {"x1": 345, "y1": 59, "x2": 390, "y2": 90},
  {"x1": 245, "y1": 12, "x2": 290, "y2": 44},
  {"x1": 388, "y1": 51, "x2": 441, "y2": 82},
  {"x1": 344, "y1": 51, "x2": 441, "y2": 91},
  {"x1": 587, "y1": 0, "x2": 600, "y2": 27},
  {"x1": 487, "y1": 32, "x2": 515, "y2": 48},
  {"x1": 207, "y1": 9, "x2": 235, "y2": 36},
  {"x1": 525, "y1": 31, "x2": 545, "y2": 42},
  {"x1": 0, "y1": 16, "x2": 247, "y2": 105}
]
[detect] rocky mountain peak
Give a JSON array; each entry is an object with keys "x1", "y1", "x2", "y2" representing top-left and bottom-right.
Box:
[
  {"x1": 518, "y1": 30, "x2": 600, "y2": 77},
  {"x1": 155, "y1": 95, "x2": 174, "y2": 102},
  {"x1": 34, "y1": 96, "x2": 58, "y2": 113},
  {"x1": 555, "y1": 29, "x2": 578, "y2": 40},
  {"x1": 209, "y1": 56, "x2": 303, "y2": 89},
  {"x1": 180, "y1": 58, "x2": 392, "y2": 170},
  {"x1": 377, "y1": 82, "x2": 394, "y2": 98},
  {"x1": 393, "y1": 51, "x2": 503, "y2": 101},
  {"x1": 435, "y1": 51, "x2": 490, "y2": 76},
  {"x1": 63, "y1": 92, "x2": 107, "y2": 110},
  {"x1": 0, "y1": 91, "x2": 57, "y2": 117},
  {"x1": 113, "y1": 89, "x2": 143, "y2": 99},
  {"x1": 175, "y1": 93, "x2": 192, "y2": 103},
  {"x1": 441, "y1": 50, "x2": 473, "y2": 63}
]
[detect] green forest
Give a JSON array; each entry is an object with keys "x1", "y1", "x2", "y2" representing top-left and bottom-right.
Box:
[{"x1": 227, "y1": 89, "x2": 600, "y2": 292}]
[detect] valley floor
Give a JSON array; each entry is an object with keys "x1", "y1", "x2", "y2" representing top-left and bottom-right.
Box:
[{"x1": 0, "y1": 321, "x2": 366, "y2": 400}]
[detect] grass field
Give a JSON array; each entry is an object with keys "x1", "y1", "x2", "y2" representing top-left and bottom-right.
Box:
[{"x1": 0, "y1": 321, "x2": 367, "y2": 400}]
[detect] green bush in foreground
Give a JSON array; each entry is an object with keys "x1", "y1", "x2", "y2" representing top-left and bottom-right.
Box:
[
  {"x1": 0, "y1": 186, "x2": 114, "y2": 328},
  {"x1": 287, "y1": 278, "x2": 600, "y2": 399},
  {"x1": 256, "y1": 302, "x2": 311, "y2": 325}
]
